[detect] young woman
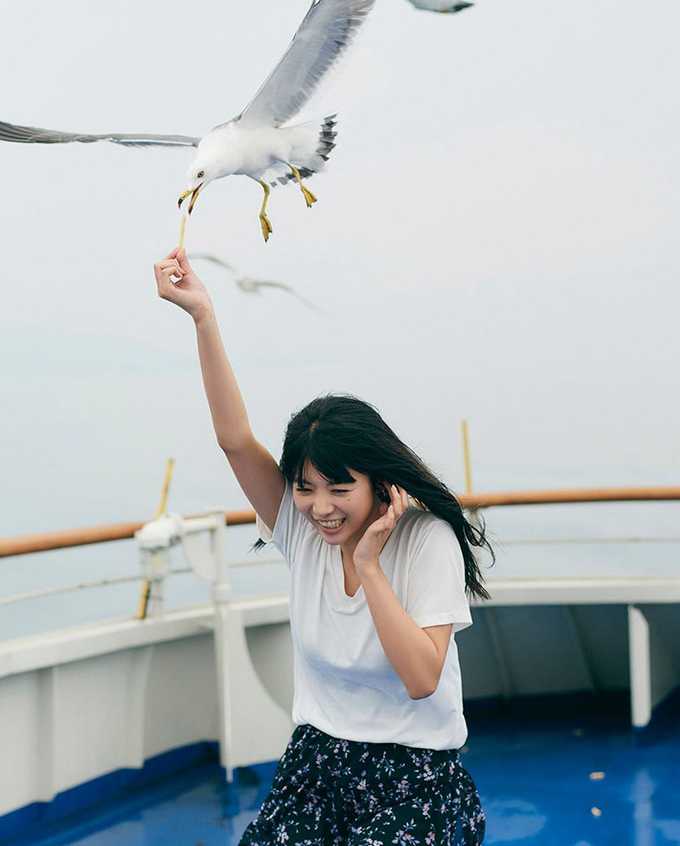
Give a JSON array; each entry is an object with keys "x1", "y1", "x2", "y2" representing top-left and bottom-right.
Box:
[{"x1": 154, "y1": 248, "x2": 491, "y2": 845}]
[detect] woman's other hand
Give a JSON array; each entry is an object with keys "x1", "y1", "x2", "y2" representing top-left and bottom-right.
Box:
[
  {"x1": 353, "y1": 484, "x2": 410, "y2": 572},
  {"x1": 154, "y1": 248, "x2": 211, "y2": 321}
]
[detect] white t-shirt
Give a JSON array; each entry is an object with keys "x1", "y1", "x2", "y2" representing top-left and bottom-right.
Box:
[{"x1": 261, "y1": 484, "x2": 472, "y2": 750}]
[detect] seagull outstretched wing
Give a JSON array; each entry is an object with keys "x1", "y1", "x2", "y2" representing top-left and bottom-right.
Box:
[
  {"x1": 187, "y1": 253, "x2": 239, "y2": 275},
  {"x1": 236, "y1": 275, "x2": 324, "y2": 314},
  {"x1": 188, "y1": 253, "x2": 324, "y2": 314},
  {"x1": 0, "y1": 120, "x2": 199, "y2": 148},
  {"x1": 237, "y1": 0, "x2": 376, "y2": 128}
]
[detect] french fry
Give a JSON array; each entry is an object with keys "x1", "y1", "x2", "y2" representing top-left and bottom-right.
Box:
[{"x1": 178, "y1": 214, "x2": 187, "y2": 250}]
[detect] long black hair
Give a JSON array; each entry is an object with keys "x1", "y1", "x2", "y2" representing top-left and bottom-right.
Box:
[{"x1": 278, "y1": 394, "x2": 493, "y2": 601}]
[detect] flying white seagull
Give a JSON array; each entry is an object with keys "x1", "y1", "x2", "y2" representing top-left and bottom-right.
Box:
[
  {"x1": 188, "y1": 253, "x2": 324, "y2": 314},
  {"x1": 0, "y1": 0, "x2": 376, "y2": 242}
]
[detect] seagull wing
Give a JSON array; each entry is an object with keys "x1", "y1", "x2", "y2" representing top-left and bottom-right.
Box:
[
  {"x1": 0, "y1": 119, "x2": 199, "y2": 148},
  {"x1": 249, "y1": 279, "x2": 325, "y2": 314},
  {"x1": 188, "y1": 253, "x2": 239, "y2": 275},
  {"x1": 188, "y1": 257, "x2": 324, "y2": 314},
  {"x1": 237, "y1": 0, "x2": 376, "y2": 128}
]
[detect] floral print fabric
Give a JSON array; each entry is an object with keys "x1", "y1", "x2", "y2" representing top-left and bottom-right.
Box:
[{"x1": 239, "y1": 724, "x2": 485, "y2": 845}]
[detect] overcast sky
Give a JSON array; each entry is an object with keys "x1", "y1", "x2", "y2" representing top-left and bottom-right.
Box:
[{"x1": 1, "y1": 0, "x2": 678, "y2": 549}]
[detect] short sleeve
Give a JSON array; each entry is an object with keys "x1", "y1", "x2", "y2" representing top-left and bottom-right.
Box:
[
  {"x1": 257, "y1": 484, "x2": 307, "y2": 567},
  {"x1": 405, "y1": 517, "x2": 472, "y2": 632},
  {"x1": 256, "y1": 513, "x2": 274, "y2": 543}
]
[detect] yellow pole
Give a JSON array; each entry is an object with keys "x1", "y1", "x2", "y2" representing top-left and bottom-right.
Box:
[
  {"x1": 136, "y1": 580, "x2": 151, "y2": 620},
  {"x1": 155, "y1": 458, "x2": 175, "y2": 518},
  {"x1": 461, "y1": 420, "x2": 473, "y2": 495}
]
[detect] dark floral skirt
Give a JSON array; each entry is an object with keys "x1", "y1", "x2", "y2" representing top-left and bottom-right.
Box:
[{"x1": 239, "y1": 724, "x2": 485, "y2": 845}]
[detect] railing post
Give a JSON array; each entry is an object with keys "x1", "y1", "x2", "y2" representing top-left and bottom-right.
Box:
[
  {"x1": 135, "y1": 515, "x2": 182, "y2": 618},
  {"x1": 208, "y1": 510, "x2": 236, "y2": 780},
  {"x1": 181, "y1": 510, "x2": 293, "y2": 782},
  {"x1": 628, "y1": 605, "x2": 652, "y2": 731}
]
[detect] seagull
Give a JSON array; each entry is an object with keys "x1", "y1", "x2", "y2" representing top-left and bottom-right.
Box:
[
  {"x1": 0, "y1": 0, "x2": 376, "y2": 242},
  {"x1": 405, "y1": 0, "x2": 473, "y2": 12},
  {"x1": 188, "y1": 252, "x2": 324, "y2": 314}
]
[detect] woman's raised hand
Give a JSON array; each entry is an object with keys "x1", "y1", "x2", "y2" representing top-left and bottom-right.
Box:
[{"x1": 154, "y1": 248, "x2": 211, "y2": 321}]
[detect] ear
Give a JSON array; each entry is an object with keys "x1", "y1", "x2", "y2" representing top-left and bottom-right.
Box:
[{"x1": 374, "y1": 481, "x2": 391, "y2": 504}]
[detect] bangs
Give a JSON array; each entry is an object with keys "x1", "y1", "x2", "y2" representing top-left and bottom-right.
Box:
[
  {"x1": 290, "y1": 437, "x2": 357, "y2": 487},
  {"x1": 280, "y1": 394, "x2": 382, "y2": 489}
]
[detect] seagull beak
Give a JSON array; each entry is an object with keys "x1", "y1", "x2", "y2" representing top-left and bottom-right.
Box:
[{"x1": 178, "y1": 183, "x2": 203, "y2": 215}]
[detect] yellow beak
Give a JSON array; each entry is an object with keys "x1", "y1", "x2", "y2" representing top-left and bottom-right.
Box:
[{"x1": 178, "y1": 183, "x2": 203, "y2": 215}]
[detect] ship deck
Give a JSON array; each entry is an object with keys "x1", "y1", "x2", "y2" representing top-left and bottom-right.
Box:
[{"x1": 7, "y1": 694, "x2": 679, "y2": 846}]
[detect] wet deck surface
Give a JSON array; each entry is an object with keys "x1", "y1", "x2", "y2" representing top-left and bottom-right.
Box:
[{"x1": 12, "y1": 701, "x2": 680, "y2": 846}]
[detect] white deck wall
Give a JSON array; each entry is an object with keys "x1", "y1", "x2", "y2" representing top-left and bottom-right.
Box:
[{"x1": 1, "y1": 578, "x2": 679, "y2": 820}]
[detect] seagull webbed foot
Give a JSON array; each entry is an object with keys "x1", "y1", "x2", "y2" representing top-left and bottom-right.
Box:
[
  {"x1": 301, "y1": 185, "x2": 317, "y2": 208},
  {"x1": 257, "y1": 180, "x2": 274, "y2": 243},
  {"x1": 259, "y1": 212, "x2": 274, "y2": 242},
  {"x1": 288, "y1": 164, "x2": 317, "y2": 208}
]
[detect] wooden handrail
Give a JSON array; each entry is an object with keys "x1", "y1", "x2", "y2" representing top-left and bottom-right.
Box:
[
  {"x1": 0, "y1": 488, "x2": 678, "y2": 559},
  {"x1": 0, "y1": 510, "x2": 256, "y2": 559},
  {"x1": 459, "y1": 486, "x2": 680, "y2": 508}
]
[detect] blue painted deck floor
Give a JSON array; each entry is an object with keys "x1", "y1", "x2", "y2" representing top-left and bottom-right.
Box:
[{"x1": 10, "y1": 699, "x2": 680, "y2": 846}]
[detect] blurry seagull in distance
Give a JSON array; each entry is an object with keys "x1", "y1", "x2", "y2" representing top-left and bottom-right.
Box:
[
  {"x1": 406, "y1": 0, "x2": 473, "y2": 12},
  {"x1": 188, "y1": 253, "x2": 324, "y2": 315},
  {"x1": 0, "y1": 0, "x2": 377, "y2": 242}
]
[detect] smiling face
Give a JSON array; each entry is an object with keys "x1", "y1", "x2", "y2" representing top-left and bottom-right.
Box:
[{"x1": 292, "y1": 462, "x2": 383, "y2": 553}]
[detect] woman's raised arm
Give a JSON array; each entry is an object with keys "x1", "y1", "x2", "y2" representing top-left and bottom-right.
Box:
[{"x1": 154, "y1": 248, "x2": 285, "y2": 530}]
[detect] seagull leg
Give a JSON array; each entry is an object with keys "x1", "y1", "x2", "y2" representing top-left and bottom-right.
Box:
[
  {"x1": 258, "y1": 180, "x2": 274, "y2": 242},
  {"x1": 288, "y1": 164, "x2": 317, "y2": 208}
]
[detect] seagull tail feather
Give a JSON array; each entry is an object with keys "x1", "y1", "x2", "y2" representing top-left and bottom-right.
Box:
[
  {"x1": 270, "y1": 114, "x2": 338, "y2": 187},
  {"x1": 316, "y1": 113, "x2": 338, "y2": 162}
]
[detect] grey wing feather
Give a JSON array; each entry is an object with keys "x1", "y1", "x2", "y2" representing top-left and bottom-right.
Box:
[
  {"x1": 237, "y1": 0, "x2": 376, "y2": 128},
  {"x1": 0, "y1": 120, "x2": 199, "y2": 148},
  {"x1": 188, "y1": 253, "x2": 239, "y2": 274},
  {"x1": 252, "y1": 279, "x2": 325, "y2": 314}
]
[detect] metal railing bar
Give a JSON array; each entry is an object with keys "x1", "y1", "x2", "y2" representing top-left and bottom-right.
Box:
[
  {"x1": 0, "y1": 557, "x2": 285, "y2": 608},
  {"x1": 2, "y1": 527, "x2": 678, "y2": 609},
  {"x1": 0, "y1": 572, "x2": 159, "y2": 608}
]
